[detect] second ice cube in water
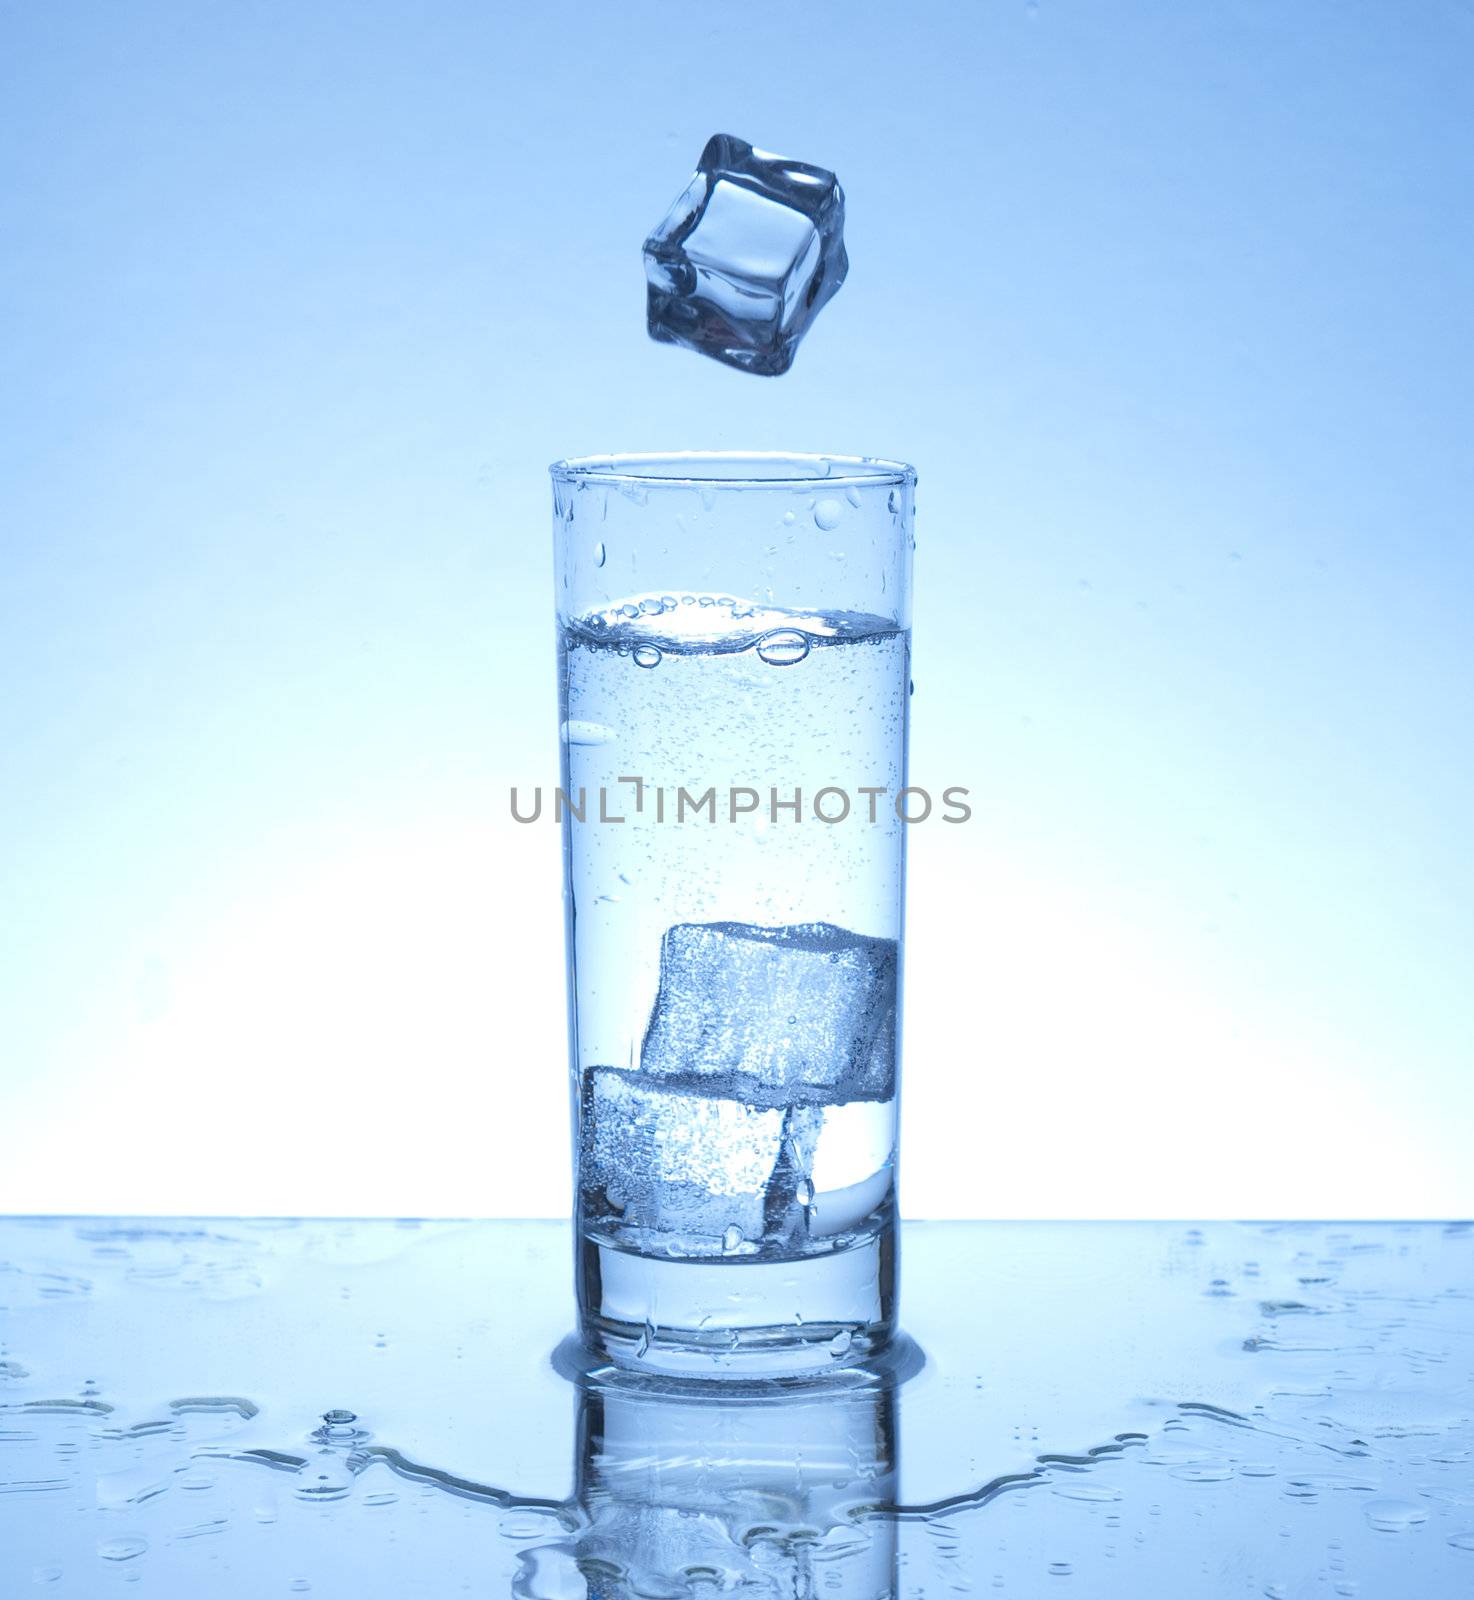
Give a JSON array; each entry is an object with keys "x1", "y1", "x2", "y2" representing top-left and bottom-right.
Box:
[{"x1": 641, "y1": 921, "x2": 897, "y2": 1107}]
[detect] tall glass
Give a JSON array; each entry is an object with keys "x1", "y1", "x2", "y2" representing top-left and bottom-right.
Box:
[{"x1": 551, "y1": 453, "x2": 915, "y2": 1375}]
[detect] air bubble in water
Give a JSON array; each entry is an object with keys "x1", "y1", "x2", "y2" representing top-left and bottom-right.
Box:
[
  {"x1": 813, "y1": 498, "x2": 843, "y2": 531},
  {"x1": 845, "y1": 486, "x2": 862, "y2": 508},
  {"x1": 722, "y1": 1225, "x2": 743, "y2": 1253},
  {"x1": 639, "y1": 597, "x2": 663, "y2": 615},
  {"x1": 756, "y1": 629, "x2": 811, "y2": 667},
  {"x1": 633, "y1": 645, "x2": 662, "y2": 669},
  {"x1": 593, "y1": 542, "x2": 607, "y2": 568},
  {"x1": 563, "y1": 720, "x2": 613, "y2": 747},
  {"x1": 782, "y1": 510, "x2": 796, "y2": 525}
]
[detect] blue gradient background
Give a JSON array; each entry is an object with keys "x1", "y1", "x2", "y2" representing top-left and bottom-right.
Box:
[{"x1": 2, "y1": 1, "x2": 1469, "y2": 1216}]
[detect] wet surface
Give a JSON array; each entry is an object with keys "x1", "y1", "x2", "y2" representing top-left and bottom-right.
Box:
[{"x1": 0, "y1": 1219, "x2": 1470, "y2": 1595}]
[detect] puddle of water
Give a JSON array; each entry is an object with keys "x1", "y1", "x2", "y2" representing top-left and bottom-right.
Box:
[{"x1": 0, "y1": 1219, "x2": 1469, "y2": 1595}]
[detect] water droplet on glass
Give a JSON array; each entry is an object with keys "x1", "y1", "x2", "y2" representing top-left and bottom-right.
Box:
[
  {"x1": 593, "y1": 541, "x2": 607, "y2": 568},
  {"x1": 722, "y1": 1225, "x2": 743, "y2": 1253},
  {"x1": 633, "y1": 645, "x2": 662, "y2": 669},
  {"x1": 756, "y1": 629, "x2": 811, "y2": 667},
  {"x1": 813, "y1": 498, "x2": 843, "y2": 531}
]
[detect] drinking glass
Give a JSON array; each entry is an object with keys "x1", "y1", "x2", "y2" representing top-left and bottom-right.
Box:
[{"x1": 552, "y1": 452, "x2": 915, "y2": 1374}]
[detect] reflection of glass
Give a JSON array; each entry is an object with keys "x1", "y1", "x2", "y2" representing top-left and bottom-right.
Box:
[
  {"x1": 516, "y1": 1365, "x2": 899, "y2": 1599},
  {"x1": 551, "y1": 454, "x2": 915, "y2": 1375}
]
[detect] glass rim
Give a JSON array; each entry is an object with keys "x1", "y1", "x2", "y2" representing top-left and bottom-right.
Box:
[{"x1": 549, "y1": 451, "x2": 916, "y2": 491}]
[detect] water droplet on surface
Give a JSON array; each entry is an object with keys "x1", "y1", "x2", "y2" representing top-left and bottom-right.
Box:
[
  {"x1": 828, "y1": 1330, "x2": 853, "y2": 1357},
  {"x1": 632, "y1": 645, "x2": 662, "y2": 669},
  {"x1": 782, "y1": 510, "x2": 796, "y2": 525},
  {"x1": 813, "y1": 498, "x2": 843, "y2": 530},
  {"x1": 722, "y1": 1225, "x2": 743, "y2": 1253},
  {"x1": 1364, "y1": 1497, "x2": 1428, "y2": 1532},
  {"x1": 593, "y1": 541, "x2": 606, "y2": 568},
  {"x1": 1170, "y1": 1460, "x2": 1233, "y2": 1482},
  {"x1": 99, "y1": 1539, "x2": 148, "y2": 1563},
  {"x1": 756, "y1": 629, "x2": 810, "y2": 667}
]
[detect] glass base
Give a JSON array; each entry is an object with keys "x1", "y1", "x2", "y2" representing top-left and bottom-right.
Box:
[{"x1": 577, "y1": 1225, "x2": 896, "y2": 1378}]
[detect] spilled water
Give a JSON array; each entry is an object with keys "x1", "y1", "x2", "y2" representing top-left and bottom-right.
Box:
[{"x1": 0, "y1": 1219, "x2": 1470, "y2": 1595}]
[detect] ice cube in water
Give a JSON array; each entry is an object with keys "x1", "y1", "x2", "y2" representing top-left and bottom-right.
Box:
[
  {"x1": 640, "y1": 921, "x2": 896, "y2": 1107},
  {"x1": 643, "y1": 133, "x2": 848, "y2": 376},
  {"x1": 582, "y1": 1066, "x2": 823, "y2": 1250}
]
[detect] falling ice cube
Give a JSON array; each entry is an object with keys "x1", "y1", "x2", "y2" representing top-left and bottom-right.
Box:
[
  {"x1": 639, "y1": 922, "x2": 897, "y2": 1108},
  {"x1": 643, "y1": 133, "x2": 849, "y2": 376}
]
